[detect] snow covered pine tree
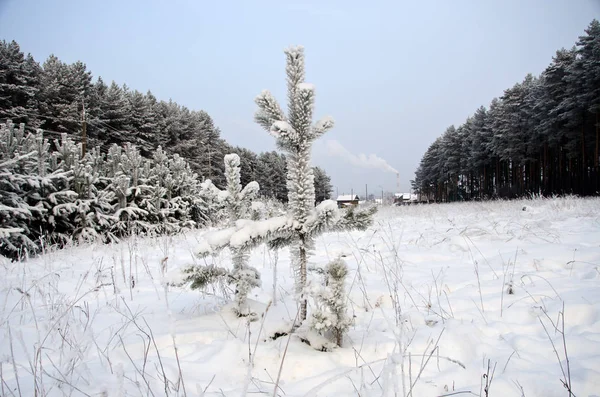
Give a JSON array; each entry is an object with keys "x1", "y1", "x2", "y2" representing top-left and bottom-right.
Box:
[
  {"x1": 195, "y1": 46, "x2": 376, "y2": 323},
  {"x1": 182, "y1": 153, "x2": 261, "y2": 316},
  {"x1": 309, "y1": 257, "x2": 352, "y2": 347}
]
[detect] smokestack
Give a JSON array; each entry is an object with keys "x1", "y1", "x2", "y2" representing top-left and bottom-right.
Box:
[{"x1": 396, "y1": 172, "x2": 400, "y2": 194}]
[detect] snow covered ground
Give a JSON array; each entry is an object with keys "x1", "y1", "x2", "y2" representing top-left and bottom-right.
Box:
[{"x1": 1, "y1": 196, "x2": 600, "y2": 397}]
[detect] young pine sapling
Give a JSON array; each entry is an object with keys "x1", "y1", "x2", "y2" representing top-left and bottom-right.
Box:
[
  {"x1": 309, "y1": 257, "x2": 352, "y2": 347},
  {"x1": 182, "y1": 153, "x2": 261, "y2": 316},
  {"x1": 196, "y1": 46, "x2": 376, "y2": 324}
]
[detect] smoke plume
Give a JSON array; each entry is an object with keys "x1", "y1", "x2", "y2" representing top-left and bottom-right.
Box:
[{"x1": 325, "y1": 139, "x2": 398, "y2": 174}]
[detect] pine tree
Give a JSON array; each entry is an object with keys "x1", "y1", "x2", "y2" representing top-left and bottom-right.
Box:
[
  {"x1": 313, "y1": 166, "x2": 332, "y2": 203},
  {"x1": 0, "y1": 122, "x2": 41, "y2": 257},
  {"x1": 468, "y1": 106, "x2": 492, "y2": 198},
  {"x1": 0, "y1": 41, "x2": 41, "y2": 126},
  {"x1": 39, "y1": 56, "x2": 92, "y2": 135},
  {"x1": 183, "y1": 153, "x2": 260, "y2": 315},
  {"x1": 127, "y1": 89, "x2": 154, "y2": 155},
  {"x1": 309, "y1": 257, "x2": 351, "y2": 347},
  {"x1": 256, "y1": 151, "x2": 288, "y2": 201},
  {"x1": 573, "y1": 20, "x2": 600, "y2": 191},
  {"x1": 222, "y1": 154, "x2": 260, "y2": 315},
  {"x1": 196, "y1": 46, "x2": 376, "y2": 323},
  {"x1": 98, "y1": 82, "x2": 131, "y2": 146}
]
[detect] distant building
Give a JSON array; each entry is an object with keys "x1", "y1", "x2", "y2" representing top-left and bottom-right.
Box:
[
  {"x1": 394, "y1": 193, "x2": 418, "y2": 205},
  {"x1": 336, "y1": 194, "x2": 360, "y2": 208}
]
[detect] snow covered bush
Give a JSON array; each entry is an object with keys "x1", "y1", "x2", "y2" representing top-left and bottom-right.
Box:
[
  {"x1": 197, "y1": 178, "x2": 227, "y2": 225},
  {"x1": 309, "y1": 257, "x2": 352, "y2": 347},
  {"x1": 0, "y1": 120, "x2": 213, "y2": 259},
  {"x1": 180, "y1": 264, "x2": 230, "y2": 290},
  {"x1": 0, "y1": 122, "x2": 45, "y2": 256},
  {"x1": 195, "y1": 46, "x2": 377, "y2": 323},
  {"x1": 182, "y1": 153, "x2": 261, "y2": 316}
]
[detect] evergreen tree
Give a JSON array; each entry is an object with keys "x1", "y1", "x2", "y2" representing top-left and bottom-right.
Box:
[
  {"x1": 573, "y1": 20, "x2": 600, "y2": 191},
  {"x1": 313, "y1": 166, "x2": 332, "y2": 203},
  {"x1": 196, "y1": 46, "x2": 376, "y2": 323},
  {"x1": 221, "y1": 154, "x2": 261, "y2": 315},
  {"x1": 0, "y1": 41, "x2": 41, "y2": 126},
  {"x1": 0, "y1": 122, "x2": 43, "y2": 256},
  {"x1": 309, "y1": 257, "x2": 351, "y2": 347},
  {"x1": 181, "y1": 153, "x2": 260, "y2": 315},
  {"x1": 39, "y1": 56, "x2": 92, "y2": 135},
  {"x1": 256, "y1": 151, "x2": 288, "y2": 202},
  {"x1": 469, "y1": 106, "x2": 493, "y2": 197},
  {"x1": 97, "y1": 82, "x2": 131, "y2": 146},
  {"x1": 126, "y1": 89, "x2": 155, "y2": 155}
]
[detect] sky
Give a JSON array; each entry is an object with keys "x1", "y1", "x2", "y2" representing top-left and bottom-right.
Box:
[{"x1": 1, "y1": 0, "x2": 599, "y2": 195}]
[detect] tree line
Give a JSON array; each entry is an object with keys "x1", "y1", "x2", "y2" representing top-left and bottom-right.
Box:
[
  {"x1": 0, "y1": 40, "x2": 332, "y2": 203},
  {"x1": 412, "y1": 19, "x2": 600, "y2": 201}
]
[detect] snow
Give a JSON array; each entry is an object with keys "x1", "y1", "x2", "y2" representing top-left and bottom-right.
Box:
[
  {"x1": 229, "y1": 216, "x2": 296, "y2": 248},
  {"x1": 270, "y1": 120, "x2": 296, "y2": 138},
  {"x1": 1, "y1": 196, "x2": 600, "y2": 396},
  {"x1": 297, "y1": 82, "x2": 315, "y2": 92},
  {"x1": 314, "y1": 115, "x2": 334, "y2": 130},
  {"x1": 223, "y1": 153, "x2": 240, "y2": 167},
  {"x1": 337, "y1": 194, "x2": 359, "y2": 201},
  {"x1": 0, "y1": 227, "x2": 23, "y2": 238},
  {"x1": 251, "y1": 201, "x2": 265, "y2": 211}
]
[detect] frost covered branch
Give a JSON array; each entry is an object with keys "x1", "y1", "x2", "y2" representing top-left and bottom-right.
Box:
[{"x1": 254, "y1": 91, "x2": 287, "y2": 132}]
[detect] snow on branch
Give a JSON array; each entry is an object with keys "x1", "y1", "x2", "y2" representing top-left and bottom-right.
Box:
[
  {"x1": 312, "y1": 116, "x2": 335, "y2": 138},
  {"x1": 294, "y1": 83, "x2": 315, "y2": 135},
  {"x1": 180, "y1": 264, "x2": 230, "y2": 290},
  {"x1": 197, "y1": 216, "x2": 298, "y2": 257},
  {"x1": 254, "y1": 90, "x2": 287, "y2": 131},
  {"x1": 334, "y1": 204, "x2": 378, "y2": 232},
  {"x1": 0, "y1": 204, "x2": 32, "y2": 216},
  {"x1": 0, "y1": 227, "x2": 24, "y2": 238},
  {"x1": 196, "y1": 202, "x2": 376, "y2": 259},
  {"x1": 284, "y1": 46, "x2": 306, "y2": 94},
  {"x1": 223, "y1": 153, "x2": 241, "y2": 168},
  {"x1": 0, "y1": 151, "x2": 37, "y2": 169},
  {"x1": 302, "y1": 200, "x2": 340, "y2": 236},
  {"x1": 270, "y1": 121, "x2": 298, "y2": 142},
  {"x1": 240, "y1": 181, "x2": 259, "y2": 199}
]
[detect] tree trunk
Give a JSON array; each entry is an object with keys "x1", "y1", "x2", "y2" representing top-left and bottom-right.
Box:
[
  {"x1": 594, "y1": 111, "x2": 600, "y2": 168},
  {"x1": 544, "y1": 143, "x2": 548, "y2": 194},
  {"x1": 483, "y1": 165, "x2": 486, "y2": 198},
  {"x1": 470, "y1": 172, "x2": 474, "y2": 200},
  {"x1": 299, "y1": 234, "x2": 308, "y2": 321},
  {"x1": 559, "y1": 147, "x2": 563, "y2": 194},
  {"x1": 569, "y1": 157, "x2": 573, "y2": 193},
  {"x1": 595, "y1": 112, "x2": 599, "y2": 193},
  {"x1": 496, "y1": 159, "x2": 500, "y2": 196},
  {"x1": 581, "y1": 124, "x2": 586, "y2": 195}
]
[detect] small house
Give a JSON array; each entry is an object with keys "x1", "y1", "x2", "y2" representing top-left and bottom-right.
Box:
[
  {"x1": 394, "y1": 193, "x2": 418, "y2": 206},
  {"x1": 336, "y1": 194, "x2": 359, "y2": 208}
]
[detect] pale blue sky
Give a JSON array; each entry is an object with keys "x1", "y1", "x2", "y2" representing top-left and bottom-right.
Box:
[{"x1": 1, "y1": 0, "x2": 598, "y2": 194}]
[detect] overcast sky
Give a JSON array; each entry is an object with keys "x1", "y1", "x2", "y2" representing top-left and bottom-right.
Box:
[{"x1": 1, "y1": 0, "x2": 598, "y2": 195}]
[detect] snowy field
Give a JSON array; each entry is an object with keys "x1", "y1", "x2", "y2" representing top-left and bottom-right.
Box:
[{"x1": 1, "y1": 196, "x2": 600, "y2": 397}]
